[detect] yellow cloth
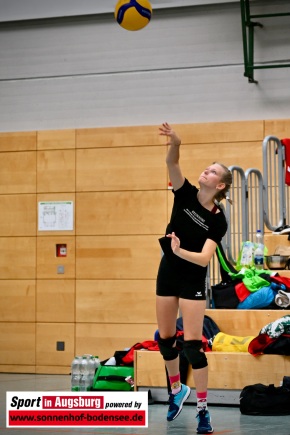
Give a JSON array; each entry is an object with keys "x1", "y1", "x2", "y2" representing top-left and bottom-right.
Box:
[{"x1": 212, "y1": 332, "x2": 255, "y2": 352}]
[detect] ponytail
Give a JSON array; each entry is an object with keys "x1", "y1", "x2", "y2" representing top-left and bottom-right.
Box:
[{"x1": 213, "y1": 162, "x2": 233, "y2": 205}]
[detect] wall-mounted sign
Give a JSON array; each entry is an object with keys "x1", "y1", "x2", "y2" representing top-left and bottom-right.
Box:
[{"x1": 38, "y1": 201, "x2": 74, "y2": 231}]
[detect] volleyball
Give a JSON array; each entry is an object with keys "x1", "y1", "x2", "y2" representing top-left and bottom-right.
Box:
[{"x1": 114, "y1": 0, "x2": 152, "y2": 31}]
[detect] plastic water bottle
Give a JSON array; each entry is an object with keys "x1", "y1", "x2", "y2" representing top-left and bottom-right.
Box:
[
  {"x1": 94, "y1": 356, "x2": 100, "y2": 372},
  {"x1": 254, "y1": 230, "x2": 264, "y2": 270},
  {"x1": 79, "y1": 355, "x2": 91, "y2": 392},
  {"x1": 91, "y1": 356, "x2": 101, "y2": 389},
  {"x1": 88, "y1": 356, "x2": 97, "y2": 388},
  {"x1": 71, "y1": 356, "x2": 82, "y2": 392}
]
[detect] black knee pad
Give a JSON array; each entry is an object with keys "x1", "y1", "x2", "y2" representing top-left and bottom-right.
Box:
[
  {"x1": 158, "y1": 335, "x2": 179, "y2": 361},
  {"x1": 183, "y1": 340, "x2": 208, "y2": 369}
]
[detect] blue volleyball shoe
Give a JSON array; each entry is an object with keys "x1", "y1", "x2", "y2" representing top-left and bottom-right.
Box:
[
  {"x1": 167, "y1": 384, "x2": 191, "y2": 421},
  {"x1": 196, "y1": 409, "x2": 214, "y2": 434}
]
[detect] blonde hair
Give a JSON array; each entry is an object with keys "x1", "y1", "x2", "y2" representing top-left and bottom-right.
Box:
[{"x1": 213, "y1": 162, "x2": 233, "y2": 205}]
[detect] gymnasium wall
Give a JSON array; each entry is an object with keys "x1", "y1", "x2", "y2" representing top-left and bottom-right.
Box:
[
  {"x1": 0, "y1": 1, "x2": 236, "y2": 21},
  {"x1": 0, "y1": 1, "x2": 290, "y2": 132},
  {"x1": 0, "y1": 118, "x2": 289, "y2": 374}
]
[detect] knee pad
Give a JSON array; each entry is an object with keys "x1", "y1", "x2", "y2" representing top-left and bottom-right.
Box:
[
  {"x1": 183, "y1": 340, "x2": 208, "y2": 369},
  {"x1": 158, "y1": 335, "x2": 179, "y2": 361}
]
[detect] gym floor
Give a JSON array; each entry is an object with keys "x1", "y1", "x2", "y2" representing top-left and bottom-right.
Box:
[{"x1": 1, "y1": 373, "x2": 290, "y2": 435}]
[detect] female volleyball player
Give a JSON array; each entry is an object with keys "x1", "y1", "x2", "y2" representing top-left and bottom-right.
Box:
[{"x1": 156, "y1": 122, "x2": 232, "y2": 434}]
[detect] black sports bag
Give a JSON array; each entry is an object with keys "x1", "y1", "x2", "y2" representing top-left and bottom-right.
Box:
[{"x1": 240, "y1": 382, "x2": 290, "y2": 416}]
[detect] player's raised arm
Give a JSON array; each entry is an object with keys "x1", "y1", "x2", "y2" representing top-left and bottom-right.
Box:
[{"x1": 159, "y1": 122, "x2": 185, "y2": 191}]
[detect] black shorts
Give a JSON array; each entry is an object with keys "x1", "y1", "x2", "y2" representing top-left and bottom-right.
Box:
[{"x1": 156, "y1": 255, "x2": 207, "y2": 301}]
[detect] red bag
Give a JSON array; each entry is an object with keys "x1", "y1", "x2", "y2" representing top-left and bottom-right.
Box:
[{"x1": 121, "y1": 340, "x2": 159, "y2": 365}]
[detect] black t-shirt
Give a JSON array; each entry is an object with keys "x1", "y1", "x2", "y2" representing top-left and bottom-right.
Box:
[{"x1": 160, "y1": 178, "x2": 227, "y2": 274}]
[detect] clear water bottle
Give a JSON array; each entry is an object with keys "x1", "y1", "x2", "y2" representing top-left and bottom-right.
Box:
[
  {"x1": 88, "y1": 356, "x2": 97, "y2": 389},
  {"x1": 94, "y1": 356, "x2": 101, "y2": 371},
  {"x1": 91, "y1": 356, "x2": 101, "y2": 389},
  {"x1": 254, "y1": 229, "x2": 264, "y2": 270},
  {"x1": 71, "y1": 356, "x2": 82, "y2": 392},
  {"x1": 79, "y1": 355, "x2": 91, "y2": 392}
]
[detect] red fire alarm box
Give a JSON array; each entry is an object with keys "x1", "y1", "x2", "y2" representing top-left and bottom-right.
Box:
[{"x1": 56, "y1": 244, "x2": 67, "y2": 257}]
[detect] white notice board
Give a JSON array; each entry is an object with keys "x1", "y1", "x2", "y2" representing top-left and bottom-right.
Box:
[{"x1": 38, "y1": 201, "x2": 74, "y2": 231}]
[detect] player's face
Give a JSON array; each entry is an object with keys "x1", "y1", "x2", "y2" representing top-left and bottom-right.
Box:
[{"x1": 198, "y1": 164, "x2": 225, "y2": 189}]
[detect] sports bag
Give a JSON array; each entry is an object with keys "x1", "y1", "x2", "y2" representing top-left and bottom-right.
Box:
[
  {"x1": 211, "y1": 280, "x2": 240, "y2": 308},
  {"x1": 240, "y1": 383, "x2": 290, "y2": 415},
  {"x1": 211, "y1": 242, "x2": 242, "y2": 308},
  {"x1": 92, "y1": 365, "x2": 134, "y2": 391},
  {"x1": 212, "y1": 332, "x2": 254, "y2": 352},
  {"x1": 119, "y1": 340, "x2": 159, "y2": 366}
]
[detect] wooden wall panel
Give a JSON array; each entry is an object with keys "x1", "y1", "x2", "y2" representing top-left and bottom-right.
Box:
[
  {"x1": 76, "y1": 235, "x2": 161, "y2": 280},
  {"x1": 173, "y1": 121, "x2": 264, "y2": 144},
  {"x1": 36, "y1": 236, "x2": 75, "y2": 279},
  {"x1": 36, "y1": 366, "x2": 70, "y2": 375},
  {"x1": 0, "y1": 323, "x2": 35, "y2": 365},
  {"x1": 76, "y1": 125, "x2": 162, "y2": 149},
  {"x1": 36, "y1": 280, "x2": 75, "y2": 322},
  {"x1": 177, "y1": 141, "x2": 263, "y2": 185},
  {"x1": 37, "y1": 129, "x2": 76, "y2": 150},
  {"x1": 0, "y1": 194, "x2": 36, "y2": 236},
  {"x1": 264, "y1": 119, "x2": 290, "y2": 139},
  {"x1": 76, "y1": 280, "x2": 156, "y2": 323},
  {"x1": 264, "y1": 234, "x2": 290, "y2": 255},
  {"x1": 0, "y1": 131, "x2": 36, "y2": 152},
  {"x1": 0, "y1": 365, "x2": 36, "y2": 374},
  {"x1": 76, "y1": 191, "x2": 167, "y2": 235},
  {"x1": 37, "y1": 149, "x2": 76, "y2": 193},
  {"x1": 37, "y1": 193, "x2": 75, "y2": 236},
  {"x1": 76, "y1": 323, "x2": 157, "y2": 361},
  {"x1": 75, "y1": 122, "x2": 264, "y2": 149},
  {"x1": 0, "y1": 280, "x2": 36, "y2": 322},
  {"x1": 0, "y1": 151, "x2": 36, "y2": 194},
  {"x1": 36, "y1": 323, "x2": 74, "y2": 366},
  {"x1": 76, "y1": 146, "x2": 167, "y2": 192},
  {"x1": 0, "y1": 237, "x2": 36, "y2": 279}
]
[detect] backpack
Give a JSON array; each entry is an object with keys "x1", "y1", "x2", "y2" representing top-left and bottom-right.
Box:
[{"x1": 202, "y1": 315, "x2": 221, "y2": 349}]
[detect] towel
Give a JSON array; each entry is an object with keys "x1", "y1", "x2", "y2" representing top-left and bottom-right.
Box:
[
  {"x1": 281, "y1": 138, "x2": 290, "y2": 185},
  {"x1": 275, "y1": 290, "x2": 290, "y2": 308}
]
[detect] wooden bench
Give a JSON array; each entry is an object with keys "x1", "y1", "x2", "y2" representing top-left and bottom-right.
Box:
[{"x1": 134, "y1": 309, "x2": 290, "y2": 392}]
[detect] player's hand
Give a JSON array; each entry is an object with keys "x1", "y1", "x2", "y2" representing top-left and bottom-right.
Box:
[
  {"x1": 159, "y1": 122, "x2": 181, "y2": 147},
  {"x1": 166, "y1": 232, "x2": 181, "y2": 255}
]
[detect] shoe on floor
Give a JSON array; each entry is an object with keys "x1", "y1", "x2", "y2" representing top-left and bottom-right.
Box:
[
  {"x1": 167, "y1": 383, "x2": 191, "y2": 421},
  {"x1": 196, "y1": 409, "x2": 214, "y2": 434}
]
